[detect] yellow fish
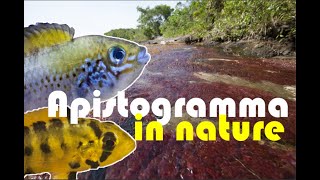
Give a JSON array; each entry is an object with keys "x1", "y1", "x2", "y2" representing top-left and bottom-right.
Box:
[
  {"x1": 24, "y1": 23, "x2": 151, "y2": 112},
  {"x1": 24, "y1": 108, "x2": 136, "y2": 179}
]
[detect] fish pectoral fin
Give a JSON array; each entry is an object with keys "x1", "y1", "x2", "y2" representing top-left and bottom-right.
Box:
[
  {"x1": 51, "y1": 171, "x2": 77, "y2": 180},
  {"x1": 24, "y1": 22, "x2": 75, "y2": 56}
]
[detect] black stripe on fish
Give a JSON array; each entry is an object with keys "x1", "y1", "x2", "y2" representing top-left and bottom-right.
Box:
[
  {"x1": 61, "y1": 142, "x2": 67, "y2": 150},
  {"x1": 103, "y1": 132, "x2": 116, "y2": 141},
  {"x1": 33, "y1": 121, "x2": 47, "y2": 133},
  {"x1": 85, "y1": 160, "x2": 99, "y2": 168},
  {"x1": 69, "y1": 162, "x2": 80, "y2": 169},
  {"x1": 99, "y1": 151, "x2": 111, "y2": 162},
  {"x1": 102, "y1": 132, "x2": 116, "y2": 151},
  {"x1": 24, "y1": 126, "x2": 30, "y2": 136},
  {"x1": 88, "y1": 121, "x2": 102, "y2": 138},
  {"x1": 24, "y1": 146, "x2": 33, "y2": 156},
  {"x1": 40, "y1": 143, "x2": 51, "y2": 154},
  {"x1": 103, "y1": 140, "x2": 115, "y2": 151},
  {"x1": 49, "y1": 118, "x2": 63, "y2": 129},
  {"x1": 68, "y1": 172, "x2": 77, "y2": 180}
]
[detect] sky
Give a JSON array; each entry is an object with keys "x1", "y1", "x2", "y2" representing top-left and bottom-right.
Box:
[{"x1": 24, "y1": 1, "x2": 181, "y2": 37}]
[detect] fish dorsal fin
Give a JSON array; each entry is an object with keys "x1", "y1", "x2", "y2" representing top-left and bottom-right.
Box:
[
  {"x1": 24, "y1": 23, "x2": 75, "y2": 55},
  {"x1": 24, "y1": 107, "x2": 70, "y2": 126}
]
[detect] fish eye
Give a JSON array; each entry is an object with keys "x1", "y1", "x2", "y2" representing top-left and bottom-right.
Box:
[{"x1": 109, "y1": 46, "x2": 126, "y2": 65}]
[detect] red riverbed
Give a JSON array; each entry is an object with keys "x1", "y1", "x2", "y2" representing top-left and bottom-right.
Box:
[
  {"x1": 78, "y1": 44, "x2": 296, "y2": 179},
  {"x1": 27, "y1": 44, "x2": 296, "y2": 180}
]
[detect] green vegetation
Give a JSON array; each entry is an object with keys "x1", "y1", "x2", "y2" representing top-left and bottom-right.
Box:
[
  {"x1": 137, "y1": 5, "x2": 174, "y2": 39},
  {"x1": 104, "y1": 28, "x2": 148, "y2": 42},
  {"x1": 105, "y1": 0, "x2": 295, "y2": 43},
  {"x1": 209, "y1": 0, "x2": 296, "y2": 41},
  {"x1": 160, "y1": 1, "x2": 222, "y2": 39},
  {"x1": 161, "y1": 0, "x2": 295, "y2": 42},
  {"x1": 104, "y1": 5, "x2": 173, "y2": 42}
]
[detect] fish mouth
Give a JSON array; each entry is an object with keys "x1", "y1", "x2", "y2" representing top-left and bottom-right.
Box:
[{"x1": 137, "y1": 46, "x2": 151, "y2": 64}]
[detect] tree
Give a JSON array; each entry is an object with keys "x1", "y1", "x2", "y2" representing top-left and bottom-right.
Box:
[
  {"x1": 137, "y1": 5, "x2": 174, "y2": 39},
  {"x1": 161, "y1": 0, "x2": 224, "y2": 38}
]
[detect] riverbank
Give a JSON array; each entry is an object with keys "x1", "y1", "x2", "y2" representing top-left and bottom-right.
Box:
[{"x1": 144, "y1": 36, "x2": 296, "y2": 59}]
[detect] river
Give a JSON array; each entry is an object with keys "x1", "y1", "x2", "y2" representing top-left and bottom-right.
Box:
[{"x1": 78, "y1": 43, "x2": 296, "y2": 179}]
